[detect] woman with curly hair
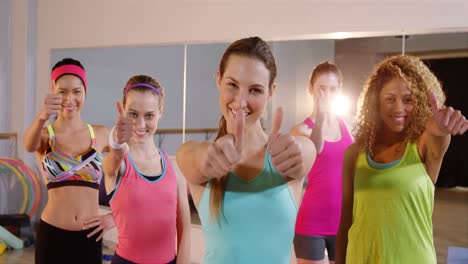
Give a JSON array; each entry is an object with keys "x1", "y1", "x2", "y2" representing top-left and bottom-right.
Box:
[{"x1": 335, "y1": 55, "x2": 467, "y2": 264}]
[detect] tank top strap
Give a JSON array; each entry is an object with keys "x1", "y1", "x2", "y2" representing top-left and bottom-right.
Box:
[
  {"x1": 45, "y1": 124, "x2": 56, "y2": 150},
  {"x1": 264, "y1": 152, "x2": 287, "y2": 182},
  {"x1": 403, "y1": 141, "x2": 422, "y2": 164},
  {"x1": 303, "y1": 117, "x2": 314, "y2": 129},
  {"x1": 265, "y1": 153, "x2": 275, "y2": 172},
  {"x1": 46, "y1": 124, "x2": 55, "y2": 138},
  {"x1": 87, "y1": 124, "x2": 98, "y2": 145},
  {"x1": 337, "y1": 117, "x2": 352, "y2": 141}
]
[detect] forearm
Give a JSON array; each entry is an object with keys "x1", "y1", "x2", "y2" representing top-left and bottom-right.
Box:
[
  {"x1": 336, "y1": 209, "x2": 352, "y2": 264},
  {"x1": 104, "y1": 212, "x2": 115, "y2": 229},
  {"x1": 24, "y1": 115, "x2": 48, "y2": 152},
  {"x1": 336, "y1": 145, "x2": 357, "y2": 264},
  {"x1": 335, "y1": 225, "x2": 349, "y2": 264},
  {"x1": 176, "y1": 211, "x2": 191, "y2": 264},
  {"x1": 176, "y1": 228, "x2": 190, "y2": 264},
  {"x1": 102, "y1": 147, "x2": 127, "y2": 177},
  {"x1": 336, "y1": 204, "x2": 353, "y2": 262},
  {"x1": 424, "y1": 119, "x2": 451, "y2": 160},
  {"x1": 177, "y1": 141, "x2": 211, "y2": 185},
  {"x1": 426, "y1": 118, "x2": 450, "y2": 137},
  {"x1": 289, "y1": 136, "x2": 315, "y2": 179},
  {"x1": 309, "y1": 116, "x2": 324, "y2": 153}
]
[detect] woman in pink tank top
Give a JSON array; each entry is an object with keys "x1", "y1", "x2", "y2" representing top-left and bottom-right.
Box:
[
  {"x1": 82, "y1": 75, "x2": 191, "y2": 264},
  {"x1": 292, "y1": 62, "x2": 353, "y2": 264}
]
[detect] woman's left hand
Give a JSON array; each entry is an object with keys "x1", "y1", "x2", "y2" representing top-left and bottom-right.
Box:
[
  {"x1": 83, "y1": 213, "x2": 115, "y2": 241},
  {"x1": 430, "y1": 93, "x2": 468, "y2": 136},
  {"x1": 268, "y1": 107, "x2": 304, "y2": 177}
]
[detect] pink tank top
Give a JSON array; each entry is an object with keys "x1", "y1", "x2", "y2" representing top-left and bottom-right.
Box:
[
  {"x1": 295, "y1": 117, "x2": 353, "y2": 236},
  {"x1": 110, "y1": 150, "x2": 177, "y2": 263}
]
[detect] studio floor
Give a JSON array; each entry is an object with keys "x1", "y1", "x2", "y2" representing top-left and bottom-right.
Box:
[{"x1": 1, "y1": 187, "x2": 467, "y2": 264}]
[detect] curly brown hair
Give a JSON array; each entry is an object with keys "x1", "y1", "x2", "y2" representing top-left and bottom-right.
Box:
[{"x1": 353, "y1": 55, "x2": 446, "y2": 154}]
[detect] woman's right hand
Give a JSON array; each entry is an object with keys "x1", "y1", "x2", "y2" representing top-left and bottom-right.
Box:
[
  {"x1": 199, "y1": 109, "x2": 244, "y2": 179},
  {"x1": 38, "y1": 93, "x2": 62, "y2": 121},
  {"x1": 113, "y1": 101, "x2": 134, "y2": 145},
  {"x1": 316, "y1": 88, "x2": 331, "y2": 118}
]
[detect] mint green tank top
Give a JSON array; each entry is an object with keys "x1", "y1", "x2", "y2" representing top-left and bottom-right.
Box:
[
  {"x1": 198, "y1": 153, "x2": 297, "y2": 264},
  {"x1": 347, "y1": 141, "x2": 436, "y2": 263}
]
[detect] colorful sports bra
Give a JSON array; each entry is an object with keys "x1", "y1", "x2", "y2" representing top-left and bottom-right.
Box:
[{"x1": 41, "y1": 124, "x2": 103, "y2": 190}]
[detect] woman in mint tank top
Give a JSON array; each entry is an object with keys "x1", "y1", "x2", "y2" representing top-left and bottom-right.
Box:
[
  {"x1": 335, "y1": 55, "x2": 468, "y2": 264},
  {"x1": 176, "y1": 37, "x2": 317, "y2": 264}
]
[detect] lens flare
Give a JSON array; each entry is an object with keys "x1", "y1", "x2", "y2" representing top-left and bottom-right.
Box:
[{"x1": 331, "y1": 95, "x2": 350, "y2": 116}]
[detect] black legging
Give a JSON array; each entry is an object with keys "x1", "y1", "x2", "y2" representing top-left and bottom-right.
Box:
[{"x1": 35, "y1": 219, "x2": 102, "y2": 264}]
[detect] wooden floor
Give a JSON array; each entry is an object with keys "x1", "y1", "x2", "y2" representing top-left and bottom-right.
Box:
[
  {"x1": 1, "y1": 187, "x2": 467, "y2": 264},
  {"x1": 433, "y1": 187, "x2": 468, "y2": 263}
]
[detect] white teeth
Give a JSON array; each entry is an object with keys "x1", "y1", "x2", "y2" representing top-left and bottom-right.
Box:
[{"x1": 230, "y1": 108, "x2": 249, "y2": 117}]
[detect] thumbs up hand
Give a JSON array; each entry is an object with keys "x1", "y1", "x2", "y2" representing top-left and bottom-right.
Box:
[
  {"x1": 113, "y1": 101, "x2": 134, "y2": 145},
  {"x1": 199, "y1": 109, "x2": 245, "y2": 180},
  {"x1": 268, "y1": 107, "x2": 304, "y2": 178},
  {"x1": 38, "y1": 81, "x2": 62, "y2": 121},
  {"x1": 429, "y1": 92, "x2": 468, "y2": 136}
]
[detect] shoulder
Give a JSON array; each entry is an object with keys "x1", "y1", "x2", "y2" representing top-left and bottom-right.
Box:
[
  {"x1": 344, "y1": 143, "x2": 360, "y2": 162},
  {"x1": 40, "y1": 125, "x2": 50, "y2": 137},
  {"x1": 176, "y1": 141, "x2": 209, "y2": 159},
  {"x1": 290, "y1": 122, "x2": 311, "y2": 137},
  {"x1": 90, "y1": 124, "x2": 110, "y2": 151},
  {"x1": 167, "y1": 153, "x2": 188, "y2": 187},
  {"x1": 341, "y1": 144, "x2": 361, "y2": 184},
  {"x1": 38, "y1": 126, "x2": 51, "y2": 152},
  {"x1": 91, "y1": 124, "x2": 110, "y2": 136},
  {"x1": 339, "y1": 115, "x2": 354, "y2": 132}
]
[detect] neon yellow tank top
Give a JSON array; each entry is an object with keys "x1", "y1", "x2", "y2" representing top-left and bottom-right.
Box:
[{"x1": 346, "y1": 141, "x2": 436, "y2": 264}]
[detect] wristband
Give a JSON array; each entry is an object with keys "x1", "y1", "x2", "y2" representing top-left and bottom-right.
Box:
[{"x1": 109, "y1": 126, "x2": 126, "y2": 149}]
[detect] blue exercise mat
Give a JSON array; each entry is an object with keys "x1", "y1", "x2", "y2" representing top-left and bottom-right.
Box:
[{"x1": 447, "y1": 246, "x2": 468, "y2": 264}]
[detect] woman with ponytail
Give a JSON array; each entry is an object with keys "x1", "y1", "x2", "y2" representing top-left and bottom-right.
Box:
[{"x1": 177, "y1": 36, "x2": 316, "y2": 264}]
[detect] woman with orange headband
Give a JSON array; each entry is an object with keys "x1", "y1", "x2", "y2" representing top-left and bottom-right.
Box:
[{"x1": 24, "y1": 58, "x2": 109, "y2": 264}]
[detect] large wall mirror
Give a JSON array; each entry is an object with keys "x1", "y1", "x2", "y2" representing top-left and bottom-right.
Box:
[{"x1": 47, "y1": 31, "x2": 467, "y2": 263}]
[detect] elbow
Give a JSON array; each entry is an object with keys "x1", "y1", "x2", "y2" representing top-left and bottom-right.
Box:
[
  {"x1": 24, "y1": 146, "x2": 34, "y2": 153},
  {"x1": 24, "y1": 142, "x2": 37, "y2": 153}
]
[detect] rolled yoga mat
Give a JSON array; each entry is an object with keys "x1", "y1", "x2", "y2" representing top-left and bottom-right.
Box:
[
  {"x1": 0, "y1": 241, "x2": 6, "y2": 255},
  {"x1": 0, "y1": 225, "x2": 23, "y2": 249}
]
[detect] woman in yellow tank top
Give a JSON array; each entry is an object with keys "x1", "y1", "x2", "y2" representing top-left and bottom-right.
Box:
[{"x1": 335, "y1": 55, "x2": 468, "y2": 264}]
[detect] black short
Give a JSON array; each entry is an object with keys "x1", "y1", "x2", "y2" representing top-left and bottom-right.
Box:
[
  {"x1": 35, "y1": 219, "x2": 102, "y2": 264},
  {"x1": 293, "y1": 233, "x2": 336, "y2": 261},
  {"x1": 112, "y1": 252, "x2": 176, "y2": 264}
]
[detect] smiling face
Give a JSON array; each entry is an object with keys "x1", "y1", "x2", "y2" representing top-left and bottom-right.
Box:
[
  {"x1": 124, "y1": 90, "x2": 162, "y2": 143},
  {"x1": 217, "y1": 55, "x2": 273, "y2": 134},
  {"x1": 378, "y1": 77, "x2": 415, "y2": 134},
  {"x1": 53, "y1": 75, "x2": 85, "y2": 117}
]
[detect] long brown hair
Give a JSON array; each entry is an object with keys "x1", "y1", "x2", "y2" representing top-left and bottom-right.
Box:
[
  {"x1": 353, "y1": 55, "x2": 446, "y2": 155},
  {"x1": 210, "y1": 36, "x2": 277, "y2": 221}
]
